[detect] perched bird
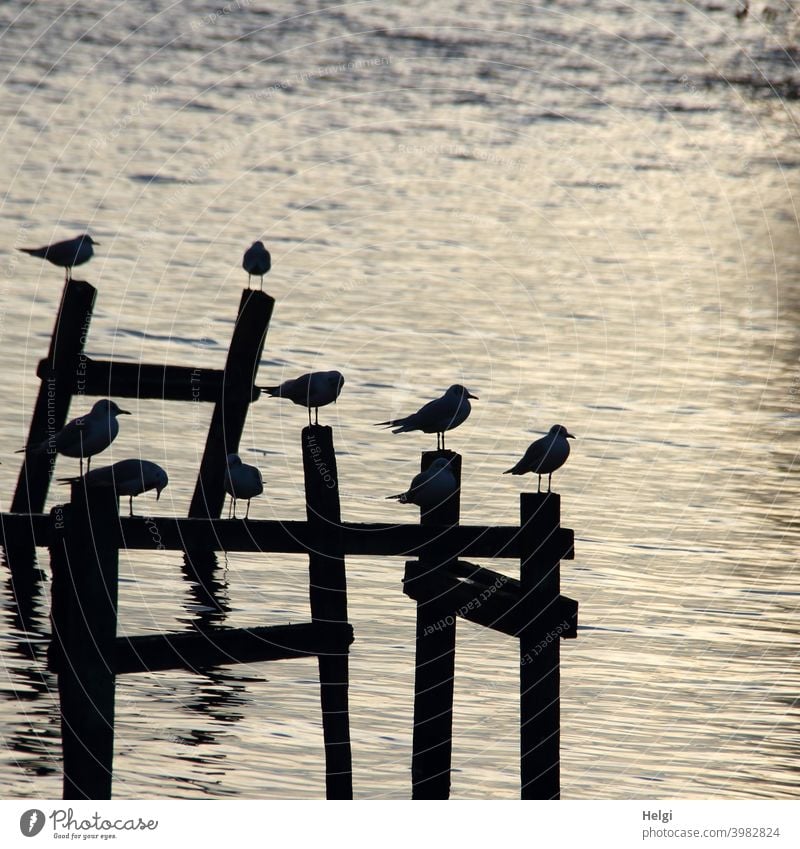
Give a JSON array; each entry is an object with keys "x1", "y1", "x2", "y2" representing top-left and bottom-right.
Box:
[
  {"x1": 376, "y1": 384, "x2": 478, "y2": 450},
  {"x1": 59, "y1": 459, "x2": 168, "y2": 516},
  {"x1": 504, "y1": 424, "x2": 576, "y2": 492},
  {"x1": 224, "y1": 453, "x2": 264, "y2": 519},
  {"x1": 387, "y1": 457, "x2": 457, "y2": 511},
  {"x1": 17, "y1": 398, "x2": 130, "y2": 473},
  {"x1": 19, "y1": 234, "x2": 99, "y2": 281},
  {"x1": 261, "y1": 370, "x2": 345, "y2": 425},
  {"x1": 242, "y1": 240, "x2": 271, "y2": 290}
]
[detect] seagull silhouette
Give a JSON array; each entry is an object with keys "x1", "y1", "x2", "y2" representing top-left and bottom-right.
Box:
[
  {"x1": 59, "y1": 459, "x2": 168, "y2": 516},
  {"x1": 17, "y1": 398, "x2": 130, "y2": 473},
  {"x1": 386, "y1": 457, "x2": 457, "y2": 511},
  {"x1": 261, "y1": 370, "x2": 344, "y2": 425},
  {"x1": 242, "y1": 240, "x2": 271, "y2": 290},
  {"x1": 19, "y1": 234, "x2": 99, "y2": 281},
  {"x1": 224, "y1": 453, "x2": 264, "y2": 518},
  {"x1": 376, "y1": 384, "x2": 478, "y2": 450},
  {"x1": 504, "y1": 424, "x2": 576, "y2": 492}
]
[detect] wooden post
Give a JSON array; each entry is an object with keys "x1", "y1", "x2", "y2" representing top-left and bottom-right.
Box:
[
  {"x1": 9, "y1": 280, "x2": 96, "y2": 566},
  {"x1": 301, "y1": 424, "x2": 353, "y2": 799},
  {"x1": 49, "y1": 482, "x2": 120, "y2": 800},
  {"x1": 409, "y1": 450, "x2": 461, "y2": 799},
  {"x1": 519, "y1": 492, "x2": 562, "y2": 800},
  {"x1": 189, "y1": 289, "x2": 274, "y2": 520}
]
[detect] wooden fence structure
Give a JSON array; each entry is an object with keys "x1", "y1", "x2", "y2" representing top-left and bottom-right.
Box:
[{"x1": 0, "y1": 279, "x2": 578, "y2": 800}]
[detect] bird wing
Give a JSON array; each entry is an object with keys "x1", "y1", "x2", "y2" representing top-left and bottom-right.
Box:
[{"x1": 504, "y1": 439, "x2": 546, "y2": 475}]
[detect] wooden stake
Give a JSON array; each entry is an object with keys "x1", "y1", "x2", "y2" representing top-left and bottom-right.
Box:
[
  {"x1": 301, "y1": 425, "x2": 353, "y2": 799},
  {"x1": 519, "y1": 492, "x2": 562, "y2": 800},
  {"x1": 50, "y1": 482, "x2": 120, "y2": 800},
  {"x1": 409, "y1": 450, "x2": 461, "y2": 799},
  {"x1": 189, "y1": 289, "x2": 273, "y2": 520}
]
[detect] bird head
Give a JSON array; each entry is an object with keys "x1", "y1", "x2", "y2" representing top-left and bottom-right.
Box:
[
  {"x1": 79, "y1": 234, "x2": 100, "y2": 245},
  {"x1": 226, "y1": 453, "x2": 242, "y2": 466},
  {"x1": 155, "y1": 468, "x2": 169, "y2": 500},
  {"x1": 429, "y1": 457, "x2": 452, "y2": 474},
  {"x1": 550, "y1": 424, "x2": 576, "y2": 439},
  {"x1": 94, "y1": 399, "x2": 131, "y2": 417},
  {"x1": 329, "y1": 371, "x2": 345, "y2": 398},
  {"x1": 448, "y1": 384, "x2": 478, "y2": 400}
]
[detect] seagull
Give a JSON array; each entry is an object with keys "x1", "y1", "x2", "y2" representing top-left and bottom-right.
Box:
[
  {"x1": 19, "y1": 234, "x2": 99, "y2": 281},
  {"x1": 242, "y1": 240, "x2": 271, "y2": 290},
  {"x1": 224, "y1": 453, "x2": 264, "y2": 518},
  {"x1": 503, "y1": 424, "x2": 576, "y2": 492},
  {"x1": 376, "y1": 384, "x2": 478, "y2": 450},
  {"x1": 261, "y1": 370, "x2": 345, "y2": 425},
  {"x1": 386, "y1": 457, "x2": 457, "y2": 511},
  {"x1": 17, "y1": 398, "x2": 131, "y2": 473},
  {"x1": 59, "y1": 459, "x2": 168, "y2": 516}
]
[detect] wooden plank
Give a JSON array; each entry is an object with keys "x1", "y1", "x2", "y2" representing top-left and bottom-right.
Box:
[
  {"x1": 0, "y1": 512, "x2": 51, "y2": 549},
  {"x1": 189, "y1": 289, "x2": 274, "y2": 520},
  {"x1": 519, "y1": 492, "x2": 562, "y2": 800},
  {"x1": 9, "y1": 280, "x2": 96, "y2": 568},
  {"x1": 59, "y1": 359, "x2": 257, "y2": 403},
  {"x1": 110, "y1": 622, "x2": 354, "y2": 674},
  {"x1": 402, "y1": 559, "x2": 578, "y2": 639},
  {"x1": 50, "y1": 483, "x2": 119, "y2": 800},
  {"x1": 408, "y1": 449, "x2": 461, "y2": 800},
  {"x1": 302, "y1": 425, "x2": 353, "y2": 800},
  {"x1": 109, "y1": 516, "x2": 573, "y2": 560}
]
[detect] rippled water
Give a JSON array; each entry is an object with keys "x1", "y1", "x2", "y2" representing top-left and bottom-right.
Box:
[{"x1": 1, "y1": 1, "x2": 799, "y2": 799}]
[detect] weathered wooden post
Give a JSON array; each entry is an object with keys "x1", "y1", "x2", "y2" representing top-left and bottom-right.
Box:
[
  {"x1": 9, "y1": 280, "x2": 96, "y2": 565},
  {"x1": 48, "y1": 482, "x2": 120, "y2": 799},
  {"x1": 301, "y1": 424, "x2": 353, "y2": 799},
  {"x1": 407, "y1": 450, "x2": 461, "y2": 799},
  {"x1": 519, "y1": 492, "x2": 563, "y2": 800},
  {"x1": 189, "y1": 289, "x2": 274, "y2": 520}
]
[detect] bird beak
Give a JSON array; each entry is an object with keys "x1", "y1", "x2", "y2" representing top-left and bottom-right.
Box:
[
  {"x1": 156, "y1": 488, "x2": 162, "y2": 501},
  {"x1": 119, "y1": 409, "x2": 132, "y2": 415},
  {"x1": 567, "y1": 432, "x2": 576, "y2": 439},
  {"x1": 467, "y1": 391, "x2": 479, "y2": 400}
]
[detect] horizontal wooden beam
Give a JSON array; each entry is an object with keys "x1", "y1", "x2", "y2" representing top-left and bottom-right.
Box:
[
  {"x1": 104, "y1": 622, "x2": 354, "y2": 675},
  {"x1": 403, "y1": 560, "x2": 578, "y2": 639},
  {"x1": 1, "y1": 513, "x2": 574, "y2": 561},
  {"x1": 36, "y1": 357, "x2": 261, "y2": 403}
]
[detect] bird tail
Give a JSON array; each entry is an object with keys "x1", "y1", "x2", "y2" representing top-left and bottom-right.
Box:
[
  {"x1": 375, "y1": 418, "x2": 410, "y2": 432},
  {"x1": 18, "y1": 247, "x2": 47, "y2": 258},
  {"x1": 261, "y1": 386, "x2": 281, "y2": 397},
  {"x1": 56, "y1": 476, "x2": 81, "y2": 485},
  {"x1": 503, "y1": 464, "x2": 522, "y2": 475},
  {"x1": 15, "y1": 440, "x2": 46, "y2": 455}
]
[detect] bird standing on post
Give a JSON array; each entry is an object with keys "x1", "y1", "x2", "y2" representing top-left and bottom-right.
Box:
[
  {"x1": 242, "y1": 240, "x2": 271, "y2": 290},
  {"x1": 17, "y1": 398, "x2": 131, "y2": 474},
  {"x1": 19, "y1": 234, "x2": 99, "y2": 281},
  {"x1": 59, "y1": 459, "x2": 168, "y2": 516},
  {"x1": 261, "y1": 370, "x2": 345, "y2": 425},
  {"x1": 224, "y1": 453, "x2": 264, "y2": 518},
  {"x1": 386, "y1": 457, "x2": 457, "y2": 511},
  {"x1": 504, "y1": 424, "x2": 576, "y2": 492},
  {"x1": 376, "y1": 384, "x2": 478, "y2": 450}
]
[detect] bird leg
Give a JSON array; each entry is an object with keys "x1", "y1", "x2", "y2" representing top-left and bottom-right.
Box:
[
  {"x1": 307, "y1": 407, "x2": 312, "y2": 426},
  {"x1": 86, "y1": 456, "x2": 92, "y2": 474},
  {"x1": 441, "y1": 432, "x2": 446, "y2": 451},
  {"x1": 228, "y1": 497, "x2": 233, "y2": 519},
  {"x1": 129, "y1": 495, "x2": 134, "y2": 517},
  {"x1": 548, "y1": 473, "x2": 553, "y2": 493},
  {"x1": 537, "y1": 475, "x2": 542, "y2": 493},
  {"x1": 245, "y1": 499, "x2": 251, "y2": 519},
  {"x1": 259, "y1": 275, "x2": 264, "y2": 292},
  {"x1": 315, "y1": 407, "x2": 319, "y2": 425}
]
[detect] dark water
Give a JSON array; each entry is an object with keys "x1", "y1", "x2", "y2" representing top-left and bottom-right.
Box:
[{"x1": 0, "y1": 1, "x2": 799, "y2": 798}]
